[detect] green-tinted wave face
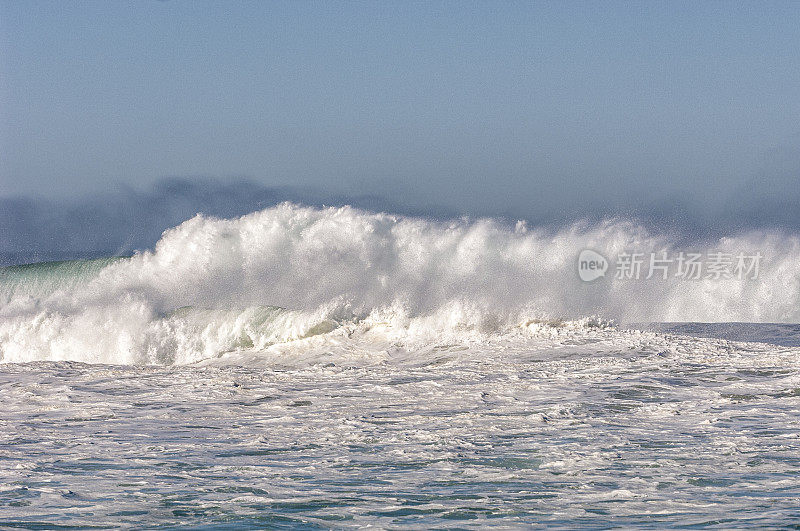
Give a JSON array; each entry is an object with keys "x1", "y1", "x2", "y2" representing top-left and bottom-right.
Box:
[{"x1": 0, "y1": 257, "x2": 126, "y2": 301}]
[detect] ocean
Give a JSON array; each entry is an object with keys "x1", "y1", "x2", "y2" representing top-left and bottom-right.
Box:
[{"x1": 2, "y1": 204, "x2": 800, "y2": 528}]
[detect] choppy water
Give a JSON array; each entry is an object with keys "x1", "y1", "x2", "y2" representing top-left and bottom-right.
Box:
[{"x1": 3, "y1": 324, "x2": 800, "y2": 528}]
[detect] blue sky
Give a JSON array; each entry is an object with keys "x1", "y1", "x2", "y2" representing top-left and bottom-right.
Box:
[{"x1": 1, "y1": 1, "x2": 799, "y2": 226}]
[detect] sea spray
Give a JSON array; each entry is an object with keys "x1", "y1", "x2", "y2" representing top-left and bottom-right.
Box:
[{"x1": 1, "y1": 203, "x2": 799, "y2": 364}]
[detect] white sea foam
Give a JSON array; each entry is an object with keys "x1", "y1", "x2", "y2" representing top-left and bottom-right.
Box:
[
  {"x1": 3, "y1": 205, "x2": 800, "y2": 527},
  {"x1": 1, "y1": 203, "x2": 799, "y2": 364}
]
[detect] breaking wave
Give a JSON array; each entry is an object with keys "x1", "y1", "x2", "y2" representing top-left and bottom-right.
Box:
[{"x1": 1, "y1": 203, "x2": 799, "y2": 364}]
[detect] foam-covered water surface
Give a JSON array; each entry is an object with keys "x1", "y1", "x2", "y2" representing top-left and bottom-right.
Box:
[{"x1": 3, "y1": 326, "x2": 800, "y2": 528}]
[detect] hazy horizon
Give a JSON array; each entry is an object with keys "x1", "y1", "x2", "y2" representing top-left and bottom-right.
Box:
[{"x1": 2, "y1": 1, "x2": 800, "y2": 243}]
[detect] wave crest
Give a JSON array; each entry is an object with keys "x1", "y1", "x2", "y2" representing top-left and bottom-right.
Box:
[{"x1": 2, "y1": 203, "x2": 799, "y2": 364}]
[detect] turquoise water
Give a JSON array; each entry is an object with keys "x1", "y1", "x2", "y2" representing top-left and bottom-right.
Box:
[{"x1": 0, "y1": 257, "x2": 125, "y2": 302}]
